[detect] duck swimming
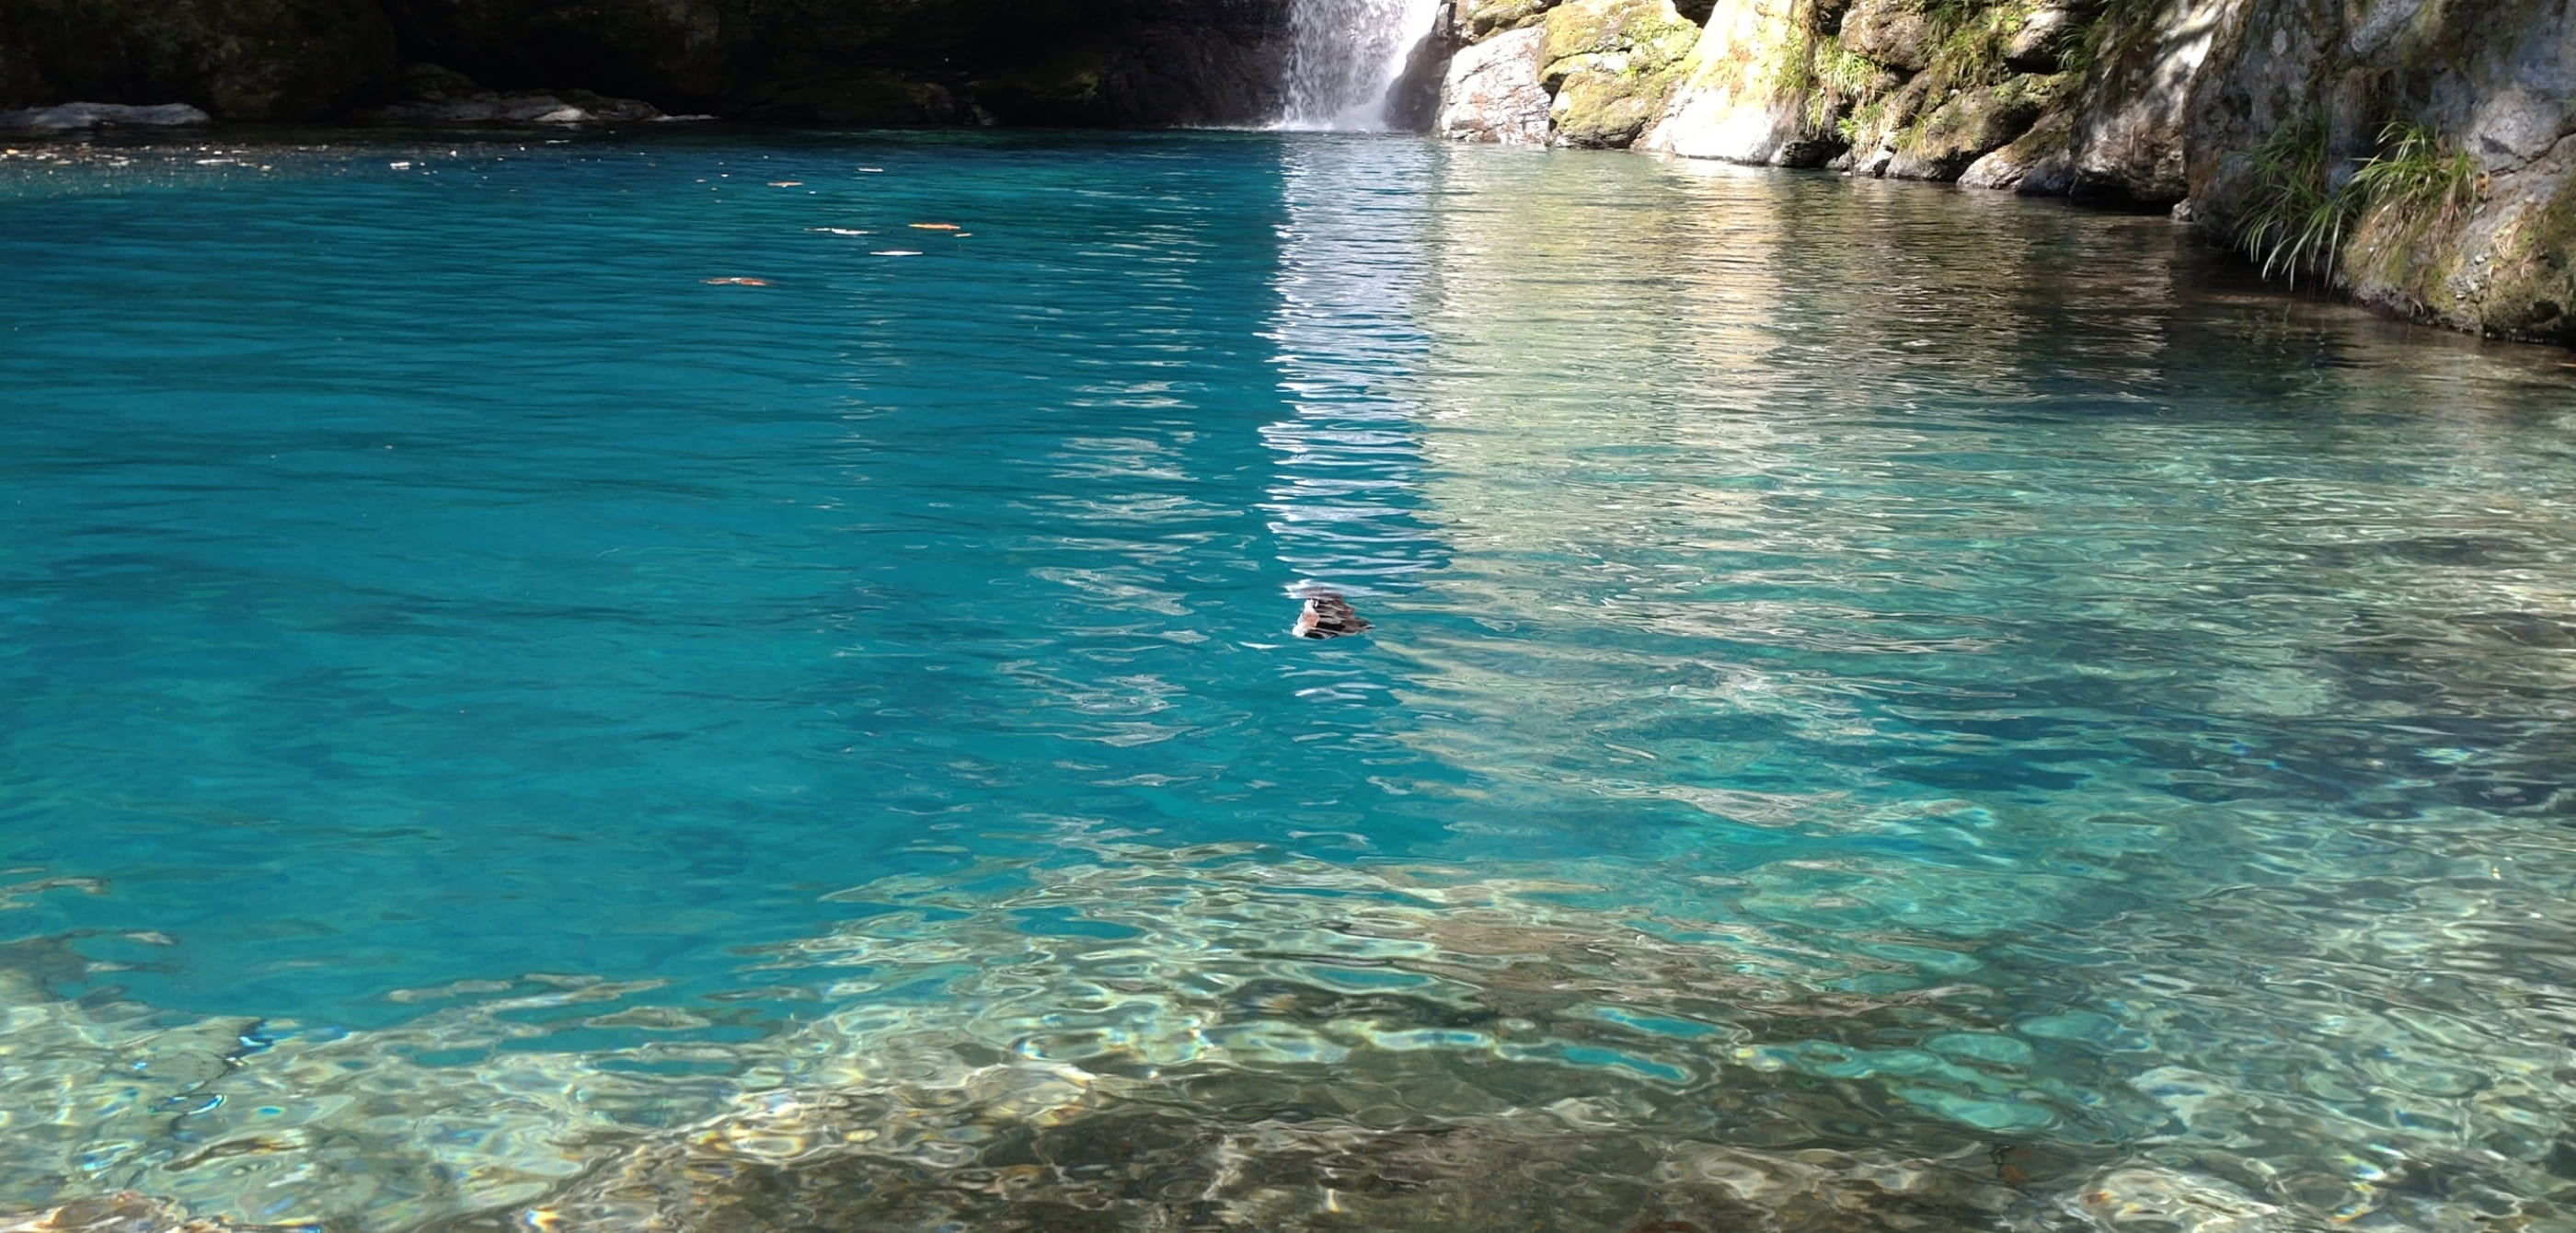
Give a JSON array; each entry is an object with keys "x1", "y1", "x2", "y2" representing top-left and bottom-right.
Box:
[{"x1": 1294, "y1": 591, "x2": 1369, "y2": 640}]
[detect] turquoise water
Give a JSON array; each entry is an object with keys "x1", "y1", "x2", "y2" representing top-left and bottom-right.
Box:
[{"x1": 4, "y1": 131, "x2": 2576, "y2": 1231}]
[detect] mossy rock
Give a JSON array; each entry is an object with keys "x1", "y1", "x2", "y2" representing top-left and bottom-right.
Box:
[
  {"x1": 2348, "y1": 165, "x2": 2576, "y2": 347},
  {"x1": 2485, "y1": 178, "x2": 2576, "y2": 343},
  {"x1": 1887, "y1": 71, "x2": 2071, "y2": 180},
  {"x1": 1846, "y1": 70, "x2": 1938, "y2": 167},
  {"x1": 1548, "y1": 53, "x2": 1687, "y2": 146},
  {"x1": 1535, "y1": 0, "x2": 1697, "y2": 146},
  {"x1": 1460, "y1": 0, "x2": 1567, "y2": 40},
  {"x1": 1541, "y1": 0, "x2": 1701, "y2": 68}
]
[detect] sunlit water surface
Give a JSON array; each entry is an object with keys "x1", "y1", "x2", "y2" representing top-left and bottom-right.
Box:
[{"x1": 4, "y1": 131, "x2": 2575, "y2": 1232}]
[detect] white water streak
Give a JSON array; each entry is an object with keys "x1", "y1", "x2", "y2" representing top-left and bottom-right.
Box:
[{"x1": 1279, "y1": 0, "x2": 1443, "y2": 131}]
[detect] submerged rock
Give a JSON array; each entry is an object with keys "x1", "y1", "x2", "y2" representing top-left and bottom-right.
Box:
[
  {"x1": 2076, "y1": 1165, "x2": 2278, "y2": 1232},
  {"x1": 0, "y1": 102, "x2": 209, "y2": 130},
  {"x1": 1440, "y1": 26, "x2": 1554, "y2": 144}
]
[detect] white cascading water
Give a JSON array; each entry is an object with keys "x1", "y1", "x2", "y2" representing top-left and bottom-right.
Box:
[{"x1": 1278, "y1": 0, "x2": 1444, "y2": 131}]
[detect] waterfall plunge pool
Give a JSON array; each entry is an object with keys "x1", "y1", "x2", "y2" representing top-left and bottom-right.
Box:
[{"x1": 4, "y1": 130, "x2": 2576, "y2": 1232}]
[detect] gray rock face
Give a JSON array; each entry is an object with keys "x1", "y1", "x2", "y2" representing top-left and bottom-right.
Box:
[
  {"x1": 1960, "y1": 108, "x2": 2076, "y2": 192},
  {"x1": 2186, "y1": 0, "x2": 2576, "y2": 345},
  {"x1": 2064, "y1": 0, "x2": 2235, "y2": 204},
  {"x1": 1837, "y1": 0, "x2": 1931, "y2": 72},
  {"x1": 2003, "y1": 2, "x2": 2093, "y2": 73},
  {"x1": 1635, "y1": 0, "x2": 1810, "y2": 162},
  {"x1": 0, "y1": 101, "x2": 210, "y2": 129},
  {"x1": 1386, "y1": 2, "x2": 1467, "y2": 132},
  {"x1": 1887, "y1": 74, "x2": 2071, "y2": 181},
  {"x1": 1440, "y1": 26, "x2": 1553, "y2": 144}
]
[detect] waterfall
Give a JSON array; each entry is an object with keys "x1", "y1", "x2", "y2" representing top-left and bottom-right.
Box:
[{"x1": 1279, "y1": 0, "x2": 1444, "y2": 131}]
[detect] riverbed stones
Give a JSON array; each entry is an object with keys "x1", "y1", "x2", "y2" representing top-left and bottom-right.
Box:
[
  {"x1": 2076, "y1": 1165, "x2": 2278, "y2": 1232},
  {"x1": 1440, "y1": 26, "x2": 1554, "y2": 144}
]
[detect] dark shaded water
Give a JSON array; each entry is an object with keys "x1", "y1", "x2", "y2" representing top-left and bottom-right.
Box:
[{"x1": 3, "y1": 130, "x2": 2574, "y2": 1231}]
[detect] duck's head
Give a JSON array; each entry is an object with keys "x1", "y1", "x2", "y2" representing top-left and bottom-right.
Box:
[{"x1": 1293, "y1": 591, "x2": 1370, "y2": 640}]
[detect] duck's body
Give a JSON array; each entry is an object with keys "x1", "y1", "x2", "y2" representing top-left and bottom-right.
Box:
[{"x1": 1294, "y1": 592, "x2": 1369, "y2": 639}]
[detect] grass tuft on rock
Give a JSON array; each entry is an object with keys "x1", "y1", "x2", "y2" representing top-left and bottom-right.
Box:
[{"x1": 2235, "y1": 115, "x2": 2483, "y2": 290}]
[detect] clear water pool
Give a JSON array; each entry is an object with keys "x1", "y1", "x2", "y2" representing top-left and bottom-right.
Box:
[{"x1": 4, "y1": 130, "x2": 2574, "y2": 1231}]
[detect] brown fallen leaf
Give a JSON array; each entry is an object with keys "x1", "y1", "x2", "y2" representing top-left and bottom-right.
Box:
[{"x1": 703, "y1": 277, "x2": 771, "y2": 286}]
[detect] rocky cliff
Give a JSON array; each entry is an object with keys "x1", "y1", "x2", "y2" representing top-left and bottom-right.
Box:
[
  {"x1": 1432, "y1": 0, "x2": 2574, "y2": 347},
  {"x1": 0, "y1": 0, "x2": 1294, "y2": 126}
]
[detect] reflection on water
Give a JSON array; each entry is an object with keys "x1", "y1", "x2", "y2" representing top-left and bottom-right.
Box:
[
  {"x1": 2, "y1": 133, "x2": 2575, "y2": 1232},
  {"x1": 1262, "y1": 139, "x2": 1446, "y2": 603}
]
